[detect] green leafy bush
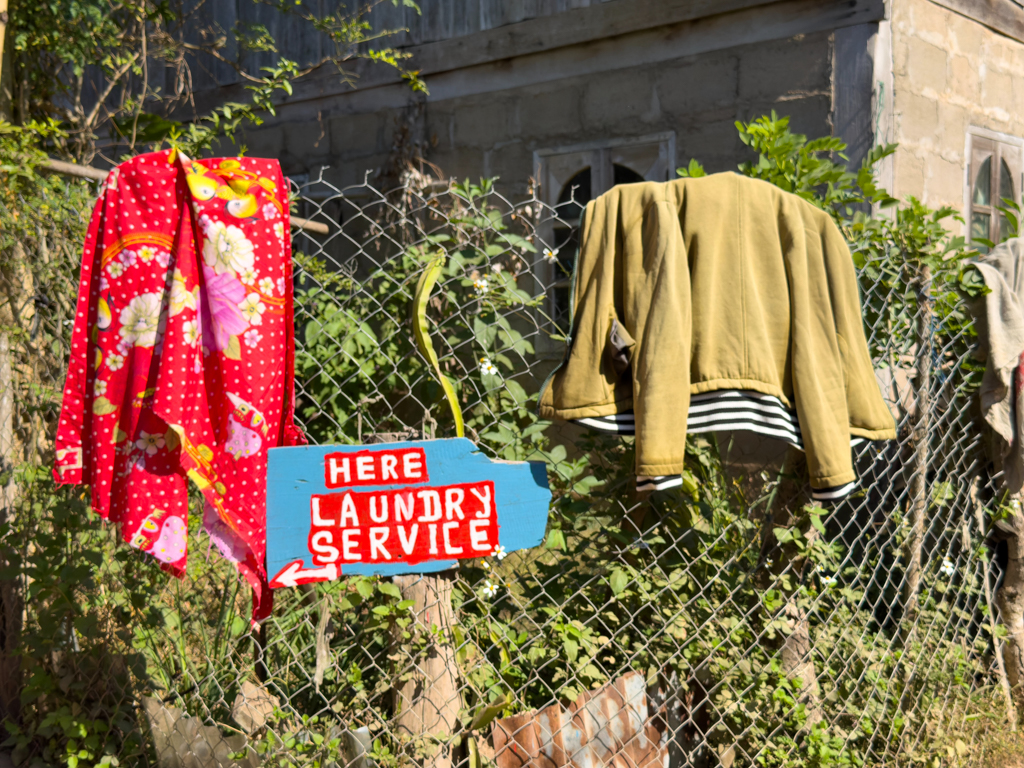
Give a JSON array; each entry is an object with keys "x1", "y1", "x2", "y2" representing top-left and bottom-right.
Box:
[{"x1": 0, "y1": 113, "x2": 1011, "y2": 768}]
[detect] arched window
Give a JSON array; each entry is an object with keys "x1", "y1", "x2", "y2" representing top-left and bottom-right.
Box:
[
  {"x1": 968, "y1": 131, "x2": 1023, "y2": 250},
  {"x1": 535, "y1": 135, "x2": 675, "y2": 343},
  {"x1": 549, "y1": 165, "x2": 645, "y2": 330}
]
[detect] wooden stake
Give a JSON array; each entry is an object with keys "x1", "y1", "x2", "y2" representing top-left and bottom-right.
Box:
[
  {"x1": 971, "y1": 479, "x2": 1017, "y2": 729},
  {"x1": 903, "y1": 264, "x2": 931, "y2": 630},
  {"x1": 0, "y1": 0, "x2": 8, "y2": 87},
  {"x1": 392, "y1": 572, "x2": 461, "y2": 768}
]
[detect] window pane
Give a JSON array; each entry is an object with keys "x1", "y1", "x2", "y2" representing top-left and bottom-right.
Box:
[
  {"x1": 613, "y1": 164, "x2": 645, "y2": 186},
  {"x1": 552, "y1": 285, "x2": 571, "y2": 331},
  {"x1": 1000, "y1": 213, "x2": 1011, "y2": 243},
  {"x1": 1000, "y1": 159, "x2": 1015, "y2": 205},
  {"x1": 555, "y1": 168, "x2": 592, "y2": 222},
  {"x1": 972, "y1": 212, "x2": 992, "y2": 246},
  {"x1": 974, "y1": 157, "x2": 992, "y2": 206}
]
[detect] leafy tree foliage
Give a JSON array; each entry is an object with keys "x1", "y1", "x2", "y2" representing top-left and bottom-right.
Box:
[{"x1": 6, "y1": 0, "x2": 424, "y2": 162}]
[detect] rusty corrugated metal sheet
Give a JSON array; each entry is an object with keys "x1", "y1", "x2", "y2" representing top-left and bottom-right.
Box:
[{"x1": 491, "y1": 672, "x2": 666, "y2": 768}]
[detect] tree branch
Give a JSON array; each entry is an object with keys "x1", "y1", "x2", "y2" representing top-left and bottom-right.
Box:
[{"x1": 83, "y1": 53, "x2": 141, "y2": 131}]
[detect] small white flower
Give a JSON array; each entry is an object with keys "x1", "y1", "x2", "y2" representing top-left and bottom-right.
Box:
[
  {"x1": 239, "y1": 266, "x2": 258, "y2": 286},
  {"x1": 490, "y1": 263, "x2": 503, "y2": 273},
  {"x1": 481, "y1": 581, "x2": 499, "y2": 599},
  {"x1": 474, "y1": 278, "x2": 489, "y2": 295},
  {"x1": 479, "y1": 357, "x2": 499, "y2": 376},
  {"x1": 239, "y1": 293, "x2": 267, "y2": 325},
  {"x1": 940, "y1": 557, "x2": 955, "y2": 577},
  {"x1": 493, "y1": 545, "x2": 507, "y2": 560},
  {"x1": 262, "y1": 203, "x2": 279, "y2": 220},
  {"x1": 182, "y1": 320, "x2": 200, "y2": 347},
  {"x1": 273, "y1": 222, "x2": 285, "y2": 241},
  {"x1": 244, "y1": 329, "x2": 263, "y2": 348},
  {"x1": 820, "y1": 574, "x2": 837, "y2": 587},
  {"x1": 117, "y1": 338, "x2": 131, "y2": 356},
  {"x1": 481, "y1": 560, "x2": 491, "y2": 570},
  {"x1": 94, "y1": 380, "x2": 108, "y2": 397},
  {"x1": 106, "y1": 353, "x2": 125, "y2": 371},
  {"x1": 136, "y1": 430, "x2": 165, "y2": 456},
  {"x1": 258, "y1": 277, "x2": 275, "y2": 296},
  {"x1": 99, "y1": 276, "x2": 110, "y2": 292},
  {"x1": 155, "y1": 250, "x2": 172, "y2": 269},
  {"x1": 120, "y1": 249, "x2": 137, "y2": 269},
  {"x1": 106, "y1": 261, "x2": 124, "y2": 278},
  {"x1": 542, "y1": 248, "x2": 559, "y2": 264},
  {"x1": 276, "y1": 277, "x2": 286, "y2": 295},
  {"x1": 138, "y1": 246, "x2": 157, "y2": 263}
]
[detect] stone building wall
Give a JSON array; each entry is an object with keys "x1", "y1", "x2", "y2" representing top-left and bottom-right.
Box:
[{"x1": 889, "y1": 0, "x2": 1024, "y2": 232}]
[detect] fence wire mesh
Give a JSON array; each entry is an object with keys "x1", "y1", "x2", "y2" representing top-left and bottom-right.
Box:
[{"x1": 0, "y1": 168, "x2": 1017, "y2": 768}]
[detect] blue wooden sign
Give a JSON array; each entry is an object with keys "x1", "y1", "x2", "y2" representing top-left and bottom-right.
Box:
[{"x1": 266, "y1": 438, "x2": 552, "y2": 588}]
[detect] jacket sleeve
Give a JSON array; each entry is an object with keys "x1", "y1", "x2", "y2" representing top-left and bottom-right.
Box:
[
  {"x1": 538, "y1": 191, "x2": 630, "y2": 419},
  {"x1": 629, "y1": 198, "x2": 692, "y2": 478},
  {"x1": 787, "y1": 205, "x2": 896, "y2": 494},
  {"x1": 784, "y1": 201, "x2": 860, "y2": 492},
  {"x1": 820, "y1": 215, "x2": 897, "y2": 442}
]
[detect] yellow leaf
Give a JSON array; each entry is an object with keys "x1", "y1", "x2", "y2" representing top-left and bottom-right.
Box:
[
  {"x1": 92, "y1": 397, "x2": 117, "y2": 416},
  {"x1": 224, "y1": 335, "x2": 242, "y2": 361}
]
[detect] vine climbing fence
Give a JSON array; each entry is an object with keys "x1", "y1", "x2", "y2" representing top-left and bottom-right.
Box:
[{"x1": 0, "y1": 164, "x2": 1019, "y2": 768}]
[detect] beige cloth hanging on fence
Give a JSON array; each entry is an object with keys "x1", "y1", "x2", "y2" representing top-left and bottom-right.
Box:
[{"x1": 969, "y1": 238, "x2": 1024, "y2": 491}]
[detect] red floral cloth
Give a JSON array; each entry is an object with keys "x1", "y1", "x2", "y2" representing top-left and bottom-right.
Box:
[{"x1": 54, "y1": 149, "x2": 305, "y2": 622}]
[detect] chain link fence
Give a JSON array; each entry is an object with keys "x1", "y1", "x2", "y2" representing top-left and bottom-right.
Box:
[{"x1": 0, "y1": 165, "x2": 1017, "y2": 768}]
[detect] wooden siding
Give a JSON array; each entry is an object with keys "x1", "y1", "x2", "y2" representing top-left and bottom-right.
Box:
[{"x1": 185, "y1": 0, "x2": 619, "y2": 91}]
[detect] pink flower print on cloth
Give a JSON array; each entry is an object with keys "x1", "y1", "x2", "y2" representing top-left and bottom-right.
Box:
[
  {"x1": 200, "y1": 266, "x2": 248, "y2": 352},
  {"x1": 129, "y1": 508, "x2": 186, "y2": 565},
  {"x1": 224, "y1": 392, "x2": 267, "y2": 460}
]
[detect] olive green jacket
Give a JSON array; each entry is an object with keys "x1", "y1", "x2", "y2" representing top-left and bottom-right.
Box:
[{"x1": 538, "y1": 172, "x2": 896, "y2": 491}]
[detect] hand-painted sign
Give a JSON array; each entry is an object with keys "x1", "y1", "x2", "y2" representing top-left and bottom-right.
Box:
[{"x1": 266, "y1": 438, "x2": 551, "y2": 588}]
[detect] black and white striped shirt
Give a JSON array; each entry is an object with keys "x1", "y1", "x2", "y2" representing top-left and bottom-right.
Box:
[{"x1": 574, "y1": 390, "x2": 862, "y2": 501}]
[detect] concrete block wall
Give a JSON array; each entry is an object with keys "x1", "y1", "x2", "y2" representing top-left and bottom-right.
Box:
[
  {"x1": 244, "y1": 31, "x2": 836, "y2": 197},
  {"x1": 889, "y1": 0, "x2": 1024, "y2": 229},
  {"x1": 419, "y1": 31, "x2": 835, "y2": 195}
]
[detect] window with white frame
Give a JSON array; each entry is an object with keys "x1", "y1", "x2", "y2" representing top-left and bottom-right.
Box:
[
  {"x1": 534, "y1": 134, "x2": 676, "y2": 342},
  {"x1": 966, "y1": 129, "x2": 1023, "y2": 249}
]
